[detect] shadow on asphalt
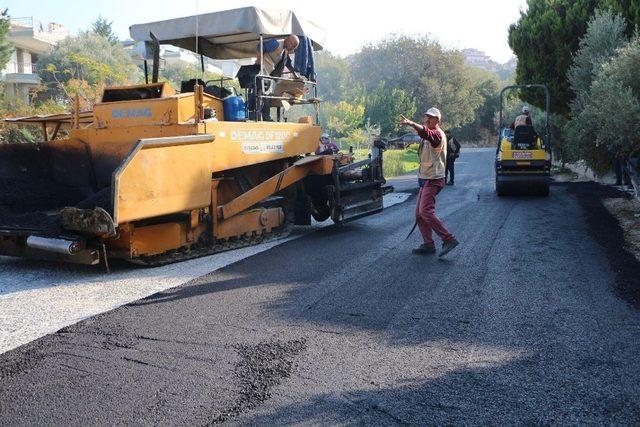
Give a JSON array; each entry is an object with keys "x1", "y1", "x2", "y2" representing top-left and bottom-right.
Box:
[
  {"x1": 129, "y1": 223, "x2": 366, "y2": 307},
  {"x1": 237, "y1": 350, "x2": 638, "y2": 424}
]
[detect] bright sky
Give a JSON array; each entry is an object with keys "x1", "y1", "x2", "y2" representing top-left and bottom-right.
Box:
[{"x1": 4, "y1": 0, "x2": 528, "y2": 63}]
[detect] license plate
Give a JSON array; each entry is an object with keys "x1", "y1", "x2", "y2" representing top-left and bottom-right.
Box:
[{"x1": 512, "y1": 152, "x2": 532, "y2": 159}]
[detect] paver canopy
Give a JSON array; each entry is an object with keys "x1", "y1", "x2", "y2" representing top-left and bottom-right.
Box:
[{"x1": 129, "y1": 6, "x2": 327, "y2": 60}]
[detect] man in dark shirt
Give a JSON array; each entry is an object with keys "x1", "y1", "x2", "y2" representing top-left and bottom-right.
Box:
[{"x1": 444, "y1": 130, "x2": 461, "y2": 185}]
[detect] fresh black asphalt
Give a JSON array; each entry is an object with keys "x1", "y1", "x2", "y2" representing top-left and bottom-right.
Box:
[{"x1": 1, "y1": 149, "x2": 640, "y2": 425}]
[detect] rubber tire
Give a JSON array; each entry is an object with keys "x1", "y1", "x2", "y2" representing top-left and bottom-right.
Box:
[
  {"x1": 310, "y1": 197, "x2": 331, "y2": 222},
  {"x1": 538, "y1": 184, "x2": 550, "y2": 197},
  {"x1": 496, "y1": 179, "x2": 506, "y2": 197}
]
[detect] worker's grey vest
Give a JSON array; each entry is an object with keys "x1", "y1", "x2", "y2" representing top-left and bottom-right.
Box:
[{"x1": 418, "y1": 128, "x2": 447, "y2": 180}]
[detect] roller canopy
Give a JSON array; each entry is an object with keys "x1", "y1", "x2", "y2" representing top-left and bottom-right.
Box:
[{"x1": 129, "y1": 6, "x2": 326, "y2": 60}]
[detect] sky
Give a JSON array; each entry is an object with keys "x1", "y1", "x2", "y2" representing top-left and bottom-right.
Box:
[{"x1": 3, "y1": 0, "x2": 528, "y2": 63}]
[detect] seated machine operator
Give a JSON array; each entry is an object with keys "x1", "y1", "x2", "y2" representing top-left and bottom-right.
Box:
[
  {"x1": 510, "y1": 105, "x2": 533, "y2": 130},
  {"x1": 250, "y1": 35, "x2": 300, "y2": 121}
]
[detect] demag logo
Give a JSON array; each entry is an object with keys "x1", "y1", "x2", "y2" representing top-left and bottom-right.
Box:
[{"x1": 111, "y1": 108, "x2": 152, "y2": 119}]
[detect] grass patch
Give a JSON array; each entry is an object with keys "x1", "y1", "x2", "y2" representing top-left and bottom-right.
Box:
[{"x1": 352, "y1": 146, "x2": 419, "y2": 178}]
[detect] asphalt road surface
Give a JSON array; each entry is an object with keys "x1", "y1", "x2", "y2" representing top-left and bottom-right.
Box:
[{"x1": 2, "y1": 148, "x2": 640, "y2": 425}]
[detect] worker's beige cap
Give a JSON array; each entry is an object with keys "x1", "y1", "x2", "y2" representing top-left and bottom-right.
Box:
[{"x1": 424, "y1": 107, "x2": 441, "y2": 120}]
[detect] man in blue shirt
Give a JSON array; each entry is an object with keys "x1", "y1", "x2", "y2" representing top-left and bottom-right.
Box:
[{"x1": 252, "y1": 35, "x2": 300, "y2": 121}]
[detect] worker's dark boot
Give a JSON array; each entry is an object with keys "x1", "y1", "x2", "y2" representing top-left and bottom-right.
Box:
[
  {"x1": 446, "y1": 181, "x2": 454, "y2": 186},
  {"x1": 412, "y1": 243, "x2": 436, "y2": 255},
  {"x1": 439, "y1": 238, "x2": 459, "y2": 257}
]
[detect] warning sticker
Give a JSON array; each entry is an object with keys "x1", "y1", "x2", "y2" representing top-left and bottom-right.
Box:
[{"x1": 242, "y1": 142, "x2": 285, "y2": 154}]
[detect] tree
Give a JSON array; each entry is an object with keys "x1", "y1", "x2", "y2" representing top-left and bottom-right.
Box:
[
  {"x1": 351, "y1": 35, "x2": 483, "y2": 128},
  {"x1": 364, "y1": 83, "x2": 416, "y2": 136},
  {"x1": 320, "y1": 101, "x2": 364, "y2": 138},
  {"x1": 566, "y1": 10, "x2": 628, "y2": 103},
  {"x1": 37, "y1": 32, "x2": 140, "y2": 107},
  {"x1": 314, "y1": 51, "x2": 361, "y2": 103},
  {"x1": 566, "y1": 38, "x2": 640, "y2": 174},
  {"x1": 92, "y1": 16, "x2": 118, "y2": 44},
  {"x1": 0, "y1": 9, "x2": 13, "y2": 74},
  {"x1": 564, "y1": 10, "x2": 630, "y2": 169},
  {"x1": 602, "y1": 0, "x2": 640, "y2": 35},
  {"x1": 347, "y1": 119, "x2": 381, "y2": 150},
  {"x1": 508, "y1": 0, "x2": 601, "y2": 115}
]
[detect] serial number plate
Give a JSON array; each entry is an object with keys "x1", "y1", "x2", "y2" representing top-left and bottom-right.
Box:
[{"x1": 512, "y1": 152, "x2": 533, "y2": 159}]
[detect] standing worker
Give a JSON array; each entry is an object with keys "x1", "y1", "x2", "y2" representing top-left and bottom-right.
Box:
[
  {"x1": 444, "y1": 130, "x2": 461, "y2": 186},
  {"x1": 400, "y1": 108, "x2": 459, "y2": 257}
]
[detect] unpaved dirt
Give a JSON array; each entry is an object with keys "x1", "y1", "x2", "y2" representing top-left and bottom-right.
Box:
[{"x1": 603, "y1": 196, "x2": 640, "y2": 262}]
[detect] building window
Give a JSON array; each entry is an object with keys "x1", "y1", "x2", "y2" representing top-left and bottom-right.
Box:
[{"x1": 16, "y1": 48, "x2": 24, "y2": 73}]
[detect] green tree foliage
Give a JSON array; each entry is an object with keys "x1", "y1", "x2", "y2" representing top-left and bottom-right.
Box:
[
  {"x1": 351, "y1": 35, "x2": 482, "y2": 128},
  {"x1": 346, "y1": 119, "x2": 381, "y2": 150},
  {"x1": 566, "y1": 10, "x2": 628, "y2": 104},
  {"x1": 0, "y1": 97, "x2": 65, "y2": 143},
  {"x1": 602, "y1": 0, "x2": 640, "y2": 34},
  {"x1": 452, "y1": 70, "x2": 501, "y2": 143},
  {"x1": 314, "y1": 51, "x2": 361, "y2": 103},
  {"x1": 566, "y1": 38, "x2": 640, "y2": 174},
  {"x1": 565, "y1": 10, "x2": 630, "y2": 169},
  {"x1": 364, "y1": 83, "x2": 416, "y2": 136},
  {"x1": 91, "y1": 16, "x2": 118, "y2": 44},
  {"x1": 321, "y1": 101, "x2": 364, "y2": 138},
  {"x1": 0, "y1": 9, "x2": 12, "y2": 73},
  {"x1": 37, "y1": 32, "x2": 139, "y2": 107},
  {"x1": 508, "y1": 0, "x2": 600, "y2": 115}
]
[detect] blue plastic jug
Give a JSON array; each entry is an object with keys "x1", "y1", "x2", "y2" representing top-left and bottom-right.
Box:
[{"x1": 223, "y1": 96, "x2": 246, "y2": 121}]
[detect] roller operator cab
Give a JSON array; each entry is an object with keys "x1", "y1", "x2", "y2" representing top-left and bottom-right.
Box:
[
  {"x1": 0, "y1": 7, "x2": 388, "y2": 267},
  {"x1": 495, "y1": 84, "x2": 552, "y2": 197}
]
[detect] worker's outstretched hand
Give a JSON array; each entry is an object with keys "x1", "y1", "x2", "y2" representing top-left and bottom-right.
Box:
[{"x1": 399, "y1": 114, "x2": 412, "y2": 126}]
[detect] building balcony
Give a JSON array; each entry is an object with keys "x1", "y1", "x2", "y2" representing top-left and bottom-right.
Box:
[
  {"x1": 3, "y1": 72, "x2": 40, "y2": 86},
  {"x1": 4, "y1": 61, "x2": 38, "y2": 75},
  {"x1": 8, "y1": 17, "x2": 69, "y2": 54}
]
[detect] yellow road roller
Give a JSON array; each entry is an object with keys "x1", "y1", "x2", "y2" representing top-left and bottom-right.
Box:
[{"x1": 495, "y1": 84, "x2": 552, "y2": 196}]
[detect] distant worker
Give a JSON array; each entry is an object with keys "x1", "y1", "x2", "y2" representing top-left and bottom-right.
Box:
[
  {"x1": 510, "y1": 105, "x2": 533, "y2": 130},
  {"x1": 400, "y1": 108, "x2": 459, "y2": 257},
  {"x1": 444, "y1": 130, "x2": 461, "y2": 186},
  {"x1": 251, "y1": 35, "x2": 301, "y2": 121},
  {"x1": 316, "y1": 133, "x2": 339, "y2": 155}
]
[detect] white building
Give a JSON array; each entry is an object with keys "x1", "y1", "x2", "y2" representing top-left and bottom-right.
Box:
[
  {"x1": 462, "y1": 48, "x2": 496, "y2": 71},
  {"x1": 123, "y1": 41, "x2": 225, "y2": 77},
  {"x1": 2, "y1": 17, "x2": 69, "y2": 104}
]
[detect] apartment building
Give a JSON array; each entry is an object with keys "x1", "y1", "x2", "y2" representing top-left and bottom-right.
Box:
[{"x1": 2, "y1": 17, "x2": 68, "y2": 104}]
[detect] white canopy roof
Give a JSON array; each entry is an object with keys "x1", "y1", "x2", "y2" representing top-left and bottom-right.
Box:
[{"x1": 129, "y1": 7, "x2": 326, "y2": 60}]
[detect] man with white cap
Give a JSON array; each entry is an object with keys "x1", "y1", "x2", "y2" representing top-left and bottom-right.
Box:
[
  {"x1": 510, "y1": 105, "x2": 533, "y2": 130},
  {"x1": 400, "y1": 108, "x2": 459, "y2": 257}
]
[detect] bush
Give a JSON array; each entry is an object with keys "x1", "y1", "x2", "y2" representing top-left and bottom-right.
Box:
[
  {"x1": 0, "y1": 126, "x2": 39, "y2": 144},
  {"x1": 564, "y1": 11, "x2": 639, "y2": 174}
]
